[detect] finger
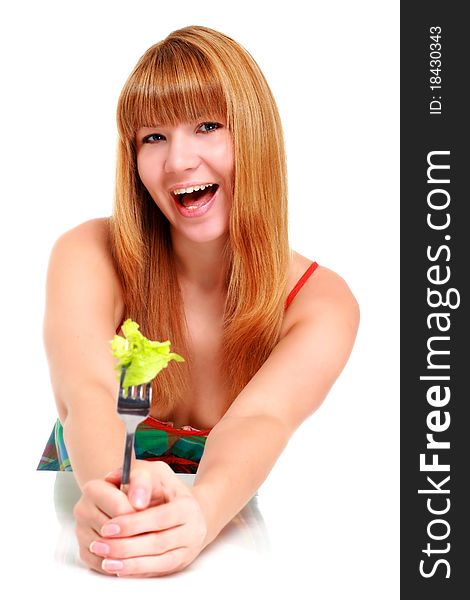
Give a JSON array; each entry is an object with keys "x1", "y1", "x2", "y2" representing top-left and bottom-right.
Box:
[
  {"x1": 128, "y1": 462, "x2": 183, "y2": 510},
  {"x1": 81, "y1": 550, "x2": 119, "y2": 577},
  {"x1": 76, "y1": 522, "x2": 118, "y2": 576},
  {"x1": 146, "y1": 461, "x2": 190, "y2": 501},
  {"x1": 78, "y1": 542, "x2": 111, "y2": 575},
  {"x1": 105, "y1": 467, "x2": 166, "y2": 508},
  {"x1": 76, "y1": 523, "x2": 109, "y2": 560},
  {"x1": 101, "y1": 547, "x2": 189, "y2": 577},
  {"x1": 158, "y1": 478, "x2": 178, "y2": 503},
  {"x1": 104, "y1": 468, "x2": 123, "y2": 487},
  {"x1": 127, "y1": 465, "x2": 153, "y2": 510},
  {"x1": 82, "y1": 478, "x2": 135, "y2": 519},
  {"x1": 74, "y1": 495, "x2": 112, "y2": 536},
  {"x1": 89, "y1": 525, "x2": 187, "y2": 560},
  {"x1": 100, "y1": 495, "x2": 188, "y2": 538}
]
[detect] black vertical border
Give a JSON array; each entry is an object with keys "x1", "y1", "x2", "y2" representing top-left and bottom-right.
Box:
[{"x1": 401, "y1": 3, "x2": 469, "y2": 598}]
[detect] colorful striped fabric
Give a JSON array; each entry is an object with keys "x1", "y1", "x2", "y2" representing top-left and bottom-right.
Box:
[{"x1": 37, "y1": 416, "x2": 212, "y2": 474}]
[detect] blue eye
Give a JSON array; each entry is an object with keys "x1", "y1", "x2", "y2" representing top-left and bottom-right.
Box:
[
  {"x1": 141, "y1": 122, "x2": 221, "y2": 143},
  {"x1": 199, "y1": 122, "x2": 221, "y2": 133},
  {"x1": 142, "y1": 133, "x2": 165, "y2": 143}
]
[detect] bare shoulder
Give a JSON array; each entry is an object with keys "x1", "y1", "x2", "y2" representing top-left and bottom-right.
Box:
[
  {"x1": 53, "y1": 217, "x2": 111, "y2": 257},
  {"x1": 47, "y1": 217, "x2": 124, "y2": 331},
  {"x1": 52, "y1": 217, "x2": 120, "y2": 281},
  {"x1": 285, "y1": 250, "x2": 360, "y2": 334},
  {"x1": 226, "y1": 251, "x2": 360, "y2": 429}
]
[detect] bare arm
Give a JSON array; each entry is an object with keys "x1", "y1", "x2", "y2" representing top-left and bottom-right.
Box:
[
  {"x1": 43, "y1": 219, "x2": 126, "y2": 488},
  {"x1": 192, "y1": 268, "x2": 360, "y2": 545},
  {"x1": 80, "y1": 266, "x2": 360, "y2": 577}
]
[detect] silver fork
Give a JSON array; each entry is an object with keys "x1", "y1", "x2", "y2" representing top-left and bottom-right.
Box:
[{"x1": 116, "y1": 366, "x2": 151, "y2": 494}]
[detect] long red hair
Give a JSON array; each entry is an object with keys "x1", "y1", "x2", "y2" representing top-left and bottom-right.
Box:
[{"x1": 109, "y1": 26, "x2": 291, "y2": 417}]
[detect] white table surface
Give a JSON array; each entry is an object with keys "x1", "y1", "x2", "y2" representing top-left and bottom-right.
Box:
[
  {"x1": 3, "y1": 372, "x2": 399, "y2": 599},
  {"x1": 11, "y1": 472, "x2": 279, "y2": 598},
  {"x1": 4, "y1": 453, "x2": 398, "y2": 599},
  {"x1": 3, "y1": 380, "x2": 400, "y2": 599}
]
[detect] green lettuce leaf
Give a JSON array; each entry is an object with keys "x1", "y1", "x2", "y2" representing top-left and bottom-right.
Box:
[{"x1": 110, "y1": 319, "x2": 184, "y2": 388}]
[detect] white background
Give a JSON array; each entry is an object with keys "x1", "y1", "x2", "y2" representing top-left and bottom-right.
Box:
[{"x1": 0, "y1": 0, "x2": 399, "y2": 596}]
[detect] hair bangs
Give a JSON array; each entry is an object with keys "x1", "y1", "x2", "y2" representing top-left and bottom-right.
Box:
[{"x1": 118, "y1": 41, "x2": 228, "y2": 141}]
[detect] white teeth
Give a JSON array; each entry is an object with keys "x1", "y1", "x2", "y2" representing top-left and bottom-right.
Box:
[{"x1": 173, "y1": 183, "x2": 215, "y2": 195}]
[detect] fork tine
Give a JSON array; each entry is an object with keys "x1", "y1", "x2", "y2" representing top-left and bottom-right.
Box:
[{"x1": 119, "y1": 365, "x2": 126, "y2": 389}]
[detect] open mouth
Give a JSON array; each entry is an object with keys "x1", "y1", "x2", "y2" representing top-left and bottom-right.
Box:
[{"x1": 172, "y1": 184, "x2": 219, "y2": 208}]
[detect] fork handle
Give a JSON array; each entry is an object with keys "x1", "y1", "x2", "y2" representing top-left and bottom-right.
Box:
[{"x1": 120, "y1": 431, "x2": 134, "y2": 494}]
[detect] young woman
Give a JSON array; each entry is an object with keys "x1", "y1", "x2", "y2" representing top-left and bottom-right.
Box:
[{"x1": 38, "y1": 25, "x2": 359, "y2": 577}]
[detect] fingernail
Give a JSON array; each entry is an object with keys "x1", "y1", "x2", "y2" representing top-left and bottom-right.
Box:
[
  {"x1": 89, "y1": 541, "x2": 110, "y2": 556},
  {"x1": 101, "y1": 523, "x2": 121, "y2": 536},
  {"x1": 130, "y1": 487, "x2": 148, "y2": 509},
  {"x1": 102, "y1": 559, "x2": 123, "y2": 572}
]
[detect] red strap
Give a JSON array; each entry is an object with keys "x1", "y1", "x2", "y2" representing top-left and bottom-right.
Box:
[
  {"x1": 143, "y1": 415, "x2": 212, "y2": 436},
  {"x1": 284, "y1": 261, "x2": 319, "y2": 310}
]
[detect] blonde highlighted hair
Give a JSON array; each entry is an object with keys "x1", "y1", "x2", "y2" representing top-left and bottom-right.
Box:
[{"x1": 109, "y1": 25, "x2": 291, "y2": 418}]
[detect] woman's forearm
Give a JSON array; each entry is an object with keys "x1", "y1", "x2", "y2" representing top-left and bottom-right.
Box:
[
  {"x1": 61, "y1": 386, "x2": 127, "y2": 488},
  {"x1": 192, "y1": 413, "x2": 290, "y2": 547}
]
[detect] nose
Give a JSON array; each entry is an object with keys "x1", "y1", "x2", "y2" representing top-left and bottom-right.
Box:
[{"x1": 164, "y1": 130, "x2": 201, "y2": 174}]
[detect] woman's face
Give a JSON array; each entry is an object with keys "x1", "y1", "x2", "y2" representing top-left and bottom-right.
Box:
[{"x1": 136, "y1": 119, "x2": 234, "y2": 244}]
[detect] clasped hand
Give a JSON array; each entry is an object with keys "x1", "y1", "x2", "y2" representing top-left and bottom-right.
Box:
[{"x1": 73, "y1": 460, "x2": 208, "y2": 577}]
